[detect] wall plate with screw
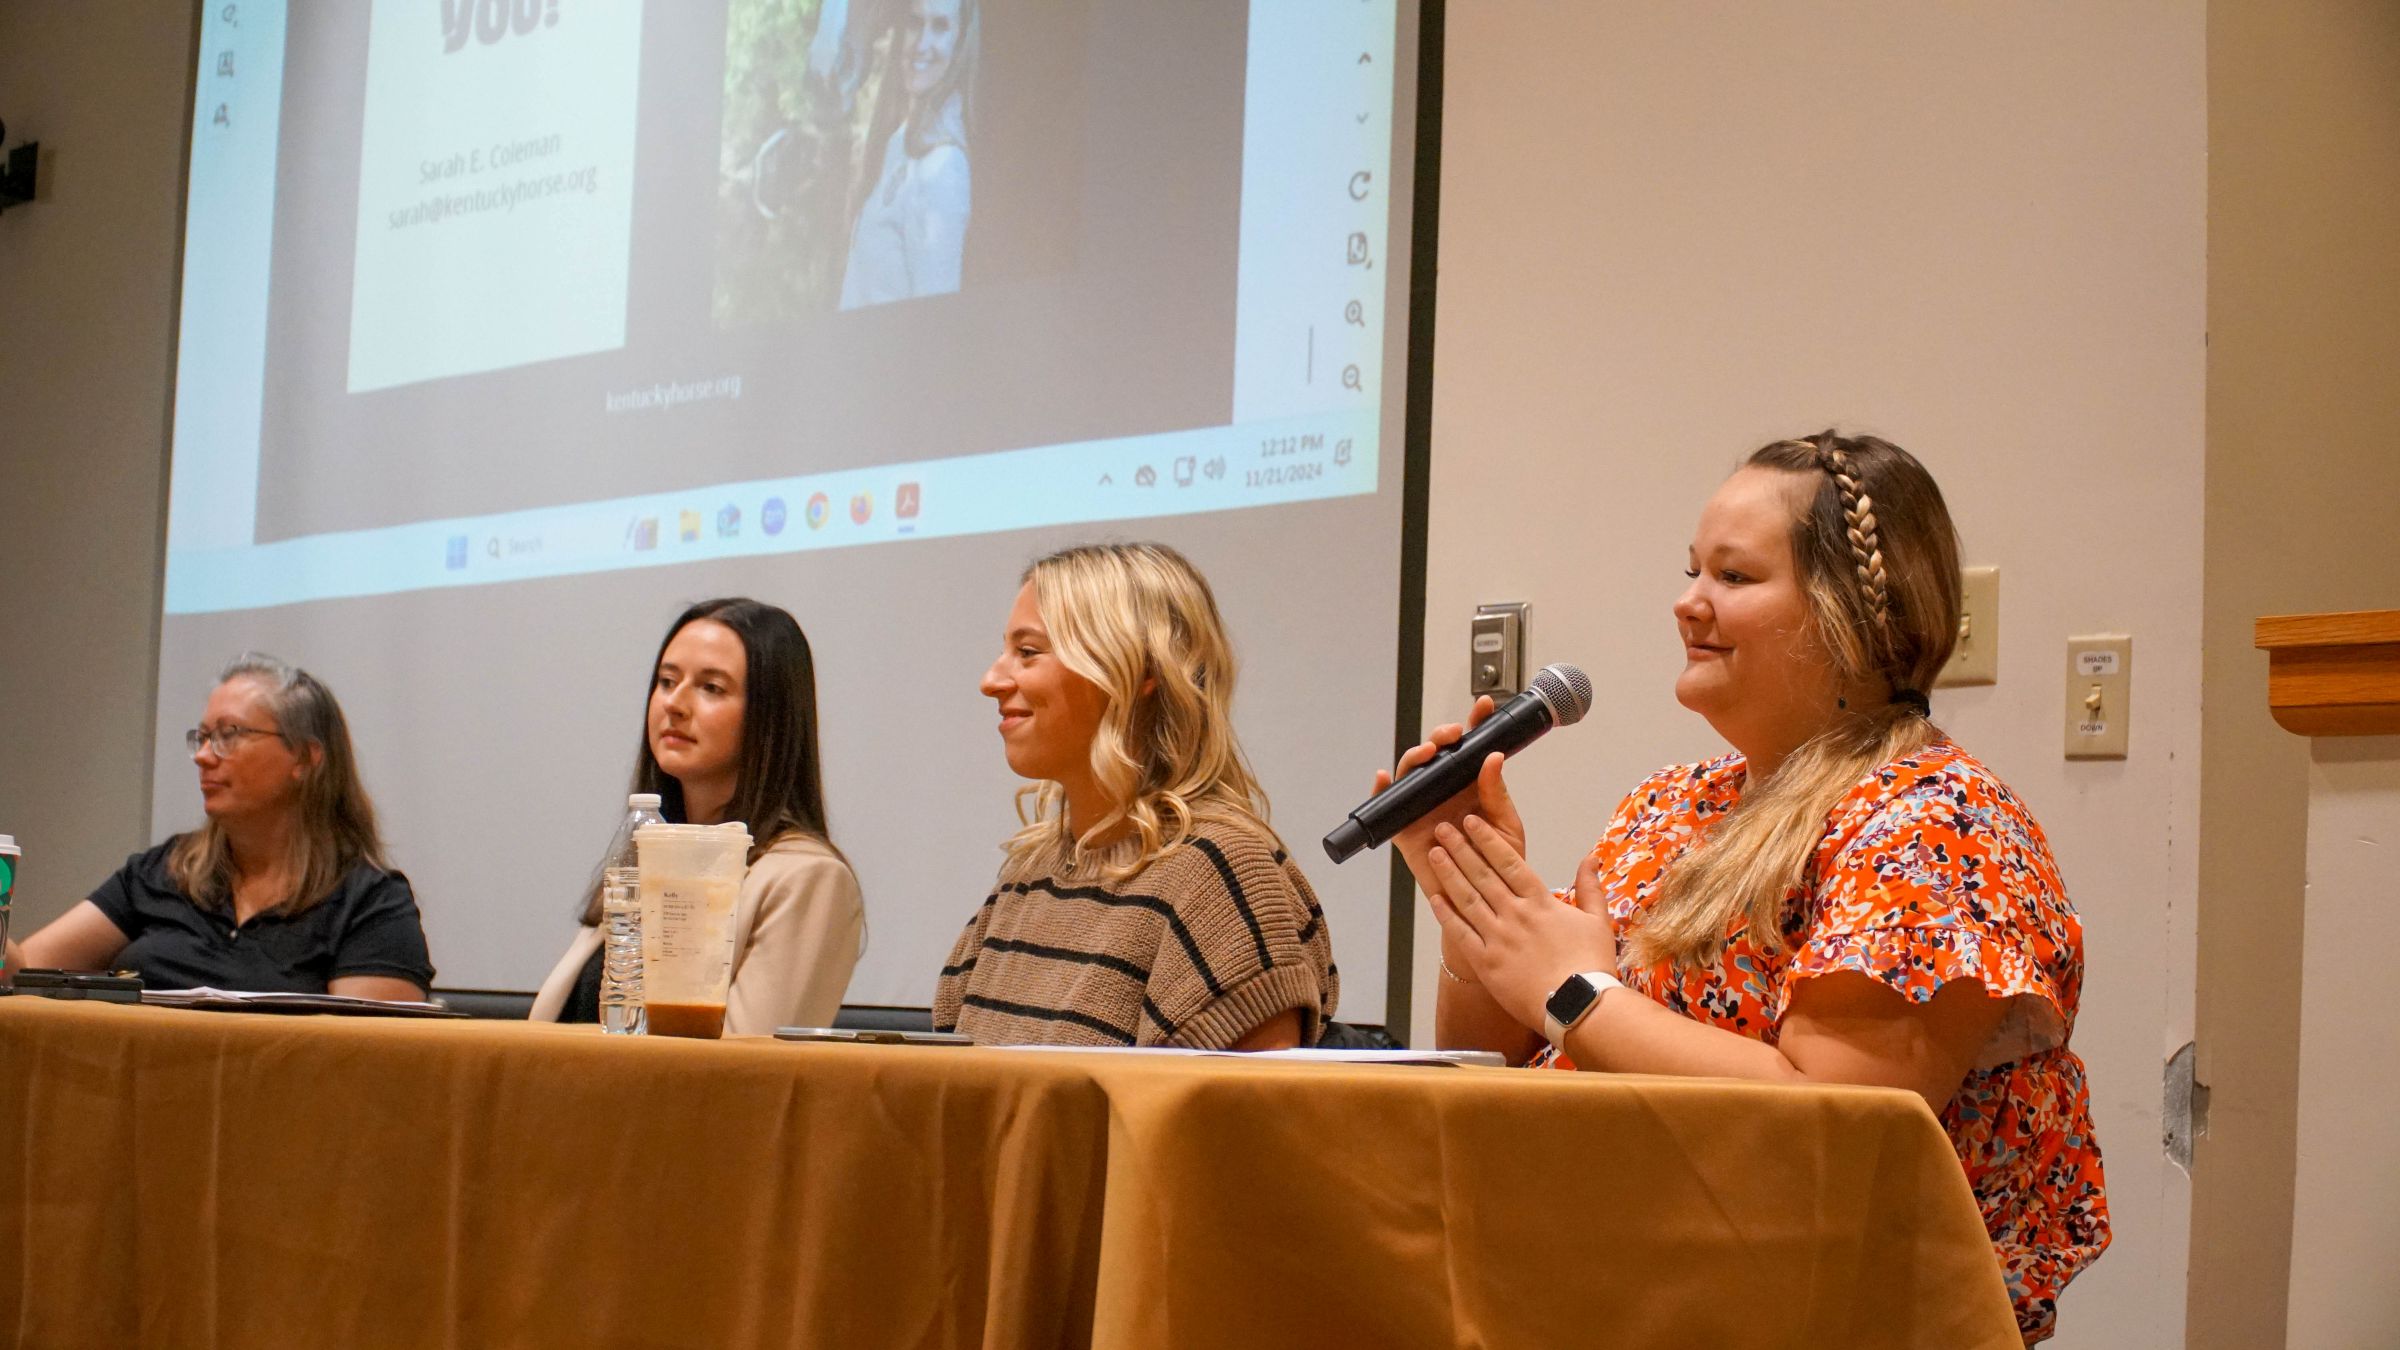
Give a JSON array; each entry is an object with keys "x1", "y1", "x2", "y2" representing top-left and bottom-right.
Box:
[
  {"x1": 1470, "y1": 602, "x2": 1528, "y2": 698},
  {"x1": 1936, "y1": 566, "x2": 1999, "y2": 687},
  {"x1": 2064, "y1": 634, "x2": 2132, "y2": 759}
]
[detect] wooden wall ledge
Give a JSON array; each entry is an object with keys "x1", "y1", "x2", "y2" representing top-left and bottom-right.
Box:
[{"x1": 2256, "y1": 610, "x2": 2400, "y2": 737}]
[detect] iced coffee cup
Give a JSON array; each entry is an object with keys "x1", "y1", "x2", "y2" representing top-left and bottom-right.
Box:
[{"x1": 634, "y1": 822, "x2": 751, "y2": 1038}]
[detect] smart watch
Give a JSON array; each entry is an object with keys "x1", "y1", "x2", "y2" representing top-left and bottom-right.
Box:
[{"x1": 1542, "y1": 970, "x2": 1624, "y2": 1045}]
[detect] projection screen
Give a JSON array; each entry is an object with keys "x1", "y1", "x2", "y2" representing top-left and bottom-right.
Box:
[{"x1": 157, "y1": 0, "x2": 1428, "y2": 1019}]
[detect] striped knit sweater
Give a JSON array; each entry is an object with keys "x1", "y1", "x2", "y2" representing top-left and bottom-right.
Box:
[{"x1": 932, "y1": 817, "x2": 1339, "y2": 1049}]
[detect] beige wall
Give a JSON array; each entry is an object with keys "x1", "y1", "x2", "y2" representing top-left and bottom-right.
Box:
[
  {"x1": 1423, "y1": 5, "x2": 2206, "y2": 1346},
  {"x1": 2288, "y1": 737, "x2": 2400, "y2": 1348},
  {"x1": 0, "y1": 0, "x2": 190, "y2": 928},
  {"x1": 2197, "y1": 2, "x2": 2400, "y2": 1345}
]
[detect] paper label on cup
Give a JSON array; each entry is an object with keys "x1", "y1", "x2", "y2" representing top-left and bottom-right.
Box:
[
  {"x1": 651, "y1": 882, "x2": 729, "y2": 962},
  {"x1": 640, "y1": 876, "x2": 741, "y2": 1002}
]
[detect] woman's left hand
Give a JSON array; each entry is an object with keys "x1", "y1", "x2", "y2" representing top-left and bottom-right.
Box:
[{"x1": 1425, "y1": 815, "x2": 1620, "y2": 1034}]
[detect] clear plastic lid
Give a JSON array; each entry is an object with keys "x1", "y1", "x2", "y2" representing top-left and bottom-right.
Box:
[
  {"x1": 0, "y1": 834, "x2": 17, "y2": 853},
  {"x1": 632, "y1": 821, "x2": 751, "y2": 876},
  {"x1": 628, "y1": 793, "x2": 663, "y2": 811}
]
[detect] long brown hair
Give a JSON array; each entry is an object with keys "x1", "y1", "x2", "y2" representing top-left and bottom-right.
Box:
[
  {"x1": 1635, "y1": 431, "x2": 1963, "y2": 967},
  {"x1": 168, "y1": 653, "x2": 388, "y2": 917},
  {"x1": 581, "y1": 599, "x2": 837, "y2": 925},
  {"x1": 1007, "y1": 543, "x2": 1276, "y2": 879}
]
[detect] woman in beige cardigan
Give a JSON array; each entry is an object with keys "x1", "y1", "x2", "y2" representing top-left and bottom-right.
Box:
[{"x1": 531, "y1": 598, "x2": 863, "y2": 1033}]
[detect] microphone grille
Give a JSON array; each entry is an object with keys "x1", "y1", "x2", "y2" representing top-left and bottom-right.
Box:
[{"x1": 1529, "y1": 663, "x2": 1594, "y2": 726}]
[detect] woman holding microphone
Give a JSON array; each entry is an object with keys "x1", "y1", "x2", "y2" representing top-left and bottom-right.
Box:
[
  {"x1": 934, "y1": 543, "x2": 1337, "y2": 1049},
  {"x1": 1383, "y1": 432, "x2": 2107, "y2": 1342},
  {"x1": 531, "y1": 598, "x2": 863, "y2": 1035}
]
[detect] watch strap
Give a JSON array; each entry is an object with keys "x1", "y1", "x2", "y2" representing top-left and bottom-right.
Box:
[{"x1": 1542, "y1": 970, "x2": 1624, "y2": 1045}]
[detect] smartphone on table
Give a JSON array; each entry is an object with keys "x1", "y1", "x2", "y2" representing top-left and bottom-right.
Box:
[{"x1": 774, "y1": 1026, "x2": 973, "y2": 1046}]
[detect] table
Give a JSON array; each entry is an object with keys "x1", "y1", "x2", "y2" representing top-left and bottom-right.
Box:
[{"x1": 0, "y1": 999, "x2": 2020, "y2": 1348}]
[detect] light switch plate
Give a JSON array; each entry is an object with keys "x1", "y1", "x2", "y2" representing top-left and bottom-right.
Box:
[
  {"x1": 1936, "y1": 566, "x2": 1999, "y2": 687},
  {"x1": 2064, "y1": 634, "x2": 2131, "y2": 759},
  {"x1": 1470, "y1": 602, "x2": 1527, "y2": 698}
]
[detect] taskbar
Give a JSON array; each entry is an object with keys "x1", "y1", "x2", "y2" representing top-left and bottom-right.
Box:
[{"x1": 163, "y1": 411, "x2": 1380, "y2": 615}]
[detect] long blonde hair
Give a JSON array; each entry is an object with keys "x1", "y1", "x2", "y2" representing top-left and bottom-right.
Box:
[
  {"x1": 168, "y1": 653, "x2": 389, "y2": 917},
  {"x1": 1635, "y1": 432, "x2": 1963, "y2": 968},
  {"x1": 1007, "y1": 542, "x2": 1276, "y2": 877}
]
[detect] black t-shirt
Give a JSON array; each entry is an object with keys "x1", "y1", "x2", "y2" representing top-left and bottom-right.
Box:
[{"x1": 87, "y1": 839, "x2": 437, "y2": 994}]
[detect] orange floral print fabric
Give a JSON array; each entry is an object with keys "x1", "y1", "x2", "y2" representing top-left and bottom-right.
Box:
[{"x1": 1537, "y1": 739, "x2": 2109, "y2": 1343}]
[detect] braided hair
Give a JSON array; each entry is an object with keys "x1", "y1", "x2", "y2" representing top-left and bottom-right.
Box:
[
  {"x1": 1636, "y1": 430, "x2": 1964, "y2": 967},
  {"x1": 1820, "y1": 441, "x2": 1895, "y2": 637}
]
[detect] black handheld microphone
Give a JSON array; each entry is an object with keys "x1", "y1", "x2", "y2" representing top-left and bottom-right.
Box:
[{"x1": 1323, "y1": 663, "x2": 1594, "y2": 864}]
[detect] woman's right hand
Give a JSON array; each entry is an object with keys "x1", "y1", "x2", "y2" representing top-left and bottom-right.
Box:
[
  {"x1": 1375, "y1": 696, "x2": 1530, "y2": 905},
  {"x1": 1384, "y1": 700, "x2": 1548, "y2": 1063}
]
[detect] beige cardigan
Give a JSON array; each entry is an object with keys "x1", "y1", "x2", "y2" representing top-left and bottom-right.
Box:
[{"x1": 529, "y1": 833, "x2": 864, "y2": 1035}]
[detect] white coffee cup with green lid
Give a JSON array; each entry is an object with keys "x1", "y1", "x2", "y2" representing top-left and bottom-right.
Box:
[{"x1": 0, "y1": 834, "x2": 18, "y2": 970}]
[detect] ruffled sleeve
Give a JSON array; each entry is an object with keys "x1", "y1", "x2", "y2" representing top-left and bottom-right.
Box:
[{"x1": 1785, "y1": 770, "x2": 2076, "y2": 1071}]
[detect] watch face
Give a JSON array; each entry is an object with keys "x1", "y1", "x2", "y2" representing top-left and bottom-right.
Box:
[{"x1": 1545, "y1": 975, "x2": 1599, "y2": 1029}]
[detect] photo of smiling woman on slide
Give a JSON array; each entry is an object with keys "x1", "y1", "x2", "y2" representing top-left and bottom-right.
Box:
[
  {"x1": 839, "y1": 0, "x2": 976, "y2": 308},
  {"x1": 716, "y1": 0, "x2": 980, "y2": 320}
]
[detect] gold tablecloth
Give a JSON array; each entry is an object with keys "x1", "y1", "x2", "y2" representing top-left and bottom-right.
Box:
[{"x1": 0, "y1": 999, "x2": 2018, "y2": 1348}]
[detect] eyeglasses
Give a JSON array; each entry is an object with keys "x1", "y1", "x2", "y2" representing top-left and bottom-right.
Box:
[{"x1": 185, "y1": 724, "x2": 285, "y2": 756}]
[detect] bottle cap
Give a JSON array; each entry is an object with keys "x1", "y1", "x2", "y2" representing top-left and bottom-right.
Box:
[{"x1": 628, "y1": 793, "x2": 662, "y2": 810}]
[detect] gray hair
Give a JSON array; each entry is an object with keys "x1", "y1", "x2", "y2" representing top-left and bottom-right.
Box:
[
  {"x1": 220, "y1": 652, "x2": 335, "y2": 754},
  {"x1": 221, "y1": 650, "x2": 300, "y2": 685}
]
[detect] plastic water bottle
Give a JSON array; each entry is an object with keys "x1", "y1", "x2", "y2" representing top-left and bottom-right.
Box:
[{"x1": 600, "y1": 793, "x2": 666, "y2": 1035}]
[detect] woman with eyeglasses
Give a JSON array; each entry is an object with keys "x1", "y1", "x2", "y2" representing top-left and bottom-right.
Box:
[{"x1": 0, "y1": 653, "x2": 433, "y2": 999}]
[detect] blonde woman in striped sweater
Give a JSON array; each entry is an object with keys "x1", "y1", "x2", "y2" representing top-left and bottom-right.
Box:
[{"x1": 933, "y1": 543, "x2": 1338, "y2": 1049}]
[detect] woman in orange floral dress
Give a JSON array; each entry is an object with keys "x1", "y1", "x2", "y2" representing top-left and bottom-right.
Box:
[{"x1": 1380, "y1": 431, "x2": 2107, "y2": 1343}]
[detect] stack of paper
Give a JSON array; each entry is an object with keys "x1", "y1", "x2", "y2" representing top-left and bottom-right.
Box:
[
  {"x1": 1000, "y1": 1045, "x2": 1504, "y2": 1067},
  {"x1": 140, "y1": 987, "x2": 463, "y2": 1018}
]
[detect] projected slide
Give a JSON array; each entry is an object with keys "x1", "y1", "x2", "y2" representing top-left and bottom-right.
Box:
[
  {"x1": 348, "y1": 2, "x2": 642, "y2": 393},
  {"x1": 168, "y1": 0, "x2": 1400, "y2": 615},
  {"x1": 162, "y1": 0, "x2": 1421, "y2": 1014}
]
